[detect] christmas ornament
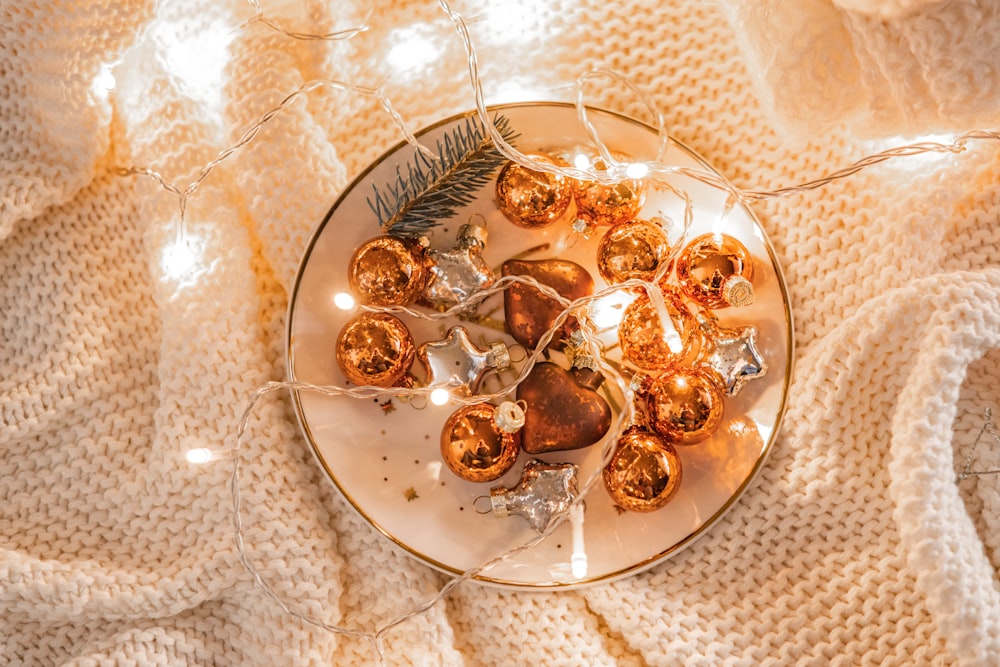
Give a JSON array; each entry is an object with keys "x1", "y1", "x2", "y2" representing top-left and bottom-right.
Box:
[
  {"x1": 416, "y1": 325, "x2": 510, "y2": 396},
  {"x1": 422, "y1": 221, "x2": 495, "y2": 310},
  {"x1": 348, "y1": 235, "x2": 431, "y2": 306},
  {"x1": 603, "y1": 426, "x2": 682, "y2": 512},
  {"x1": 573, "y1": 153, "x2": 646, "y2": 227},
  {"x1": 697, "y1": 312, "x2": 767, "y2": 396},
  {"x1": 335, "y1": 311, "x2": 415, "y2": 387},
  {"x1": 501, "y1": 258, "x2": 594, "y2": 350},
  {"x1": 488, "y1": 459, "x2": 579, "y2": 532},
  {"x1": 440, "y1": 402, "x2": 522, "y2": 482},
  {"x1": 516, "y1": 359, "x2": 612, "y2": 454},
  {"x1": 596, "y1": 218, "x2": 671, "y2": 284},
  {"x1": 638, "y1": 365, "x2": 724, "y2": 444},
  {"x1": 618, "y1": 288, "x2": 697, "y2": 370},
  {"x1": 495, "y1": 153, "x2": 574, "y2": 228},
  {"x1": 675, "y1": 233, "x2": 755, "y2": 309}
]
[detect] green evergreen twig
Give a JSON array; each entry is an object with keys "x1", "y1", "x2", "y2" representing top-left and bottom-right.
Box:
[{"x1": 367, "y1": 114, "x2": 518, "y2": 238}]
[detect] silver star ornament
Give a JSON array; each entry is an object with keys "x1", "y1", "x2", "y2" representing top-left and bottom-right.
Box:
[
  {"x1": 699, "y1": 315, "x2": 767, "y2": 396},
  {"x1": 417, "y1": 325, "x2": 509, "y2": 396}
]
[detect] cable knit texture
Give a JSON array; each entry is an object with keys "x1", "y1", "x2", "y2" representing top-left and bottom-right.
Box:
[{"x1": 2, "y1": 0, "x2": 999, "y2": 664}]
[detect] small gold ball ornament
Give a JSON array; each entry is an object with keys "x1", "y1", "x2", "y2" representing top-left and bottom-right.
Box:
[
  {"x1": 495, "y1": 153, "x2": 573, "y2": 228},
  {"x1": 348, "y1": 235, "x2": 431, "y2": 306},
  {"x1": 675, "y1": 233, "x2": 755, "y2": 309},
  {"x1": 596, "y1": 218, "x2": 671, "y2": 284},
  {"x1": 603, "y1": 426, "x2": 682, "y2": 512},
  {"x1": 440, "y1": 403, "x2": 521, "y2": 482},
  {"x1": 618, "y1": 288, "x2": 697, "y2": 370},
  {"x1": 573, "y1": 154, "x2": 646, "y2": 227},
  {"x1": 335, "y1": 311, "x2": 415, "y2": 387},
  {"x1": 639, "y1": 365, "x2": 725, "y2": 444}
]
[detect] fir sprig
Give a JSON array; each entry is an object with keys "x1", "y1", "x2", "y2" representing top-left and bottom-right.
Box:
[{"x1": 367, "y1": 114, "x2": 518, "y2": 238}]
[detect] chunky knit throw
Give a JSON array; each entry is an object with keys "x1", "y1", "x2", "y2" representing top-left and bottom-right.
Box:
[{"x1": 3, "y1": 0, "x2": 1000, "y2": 664}]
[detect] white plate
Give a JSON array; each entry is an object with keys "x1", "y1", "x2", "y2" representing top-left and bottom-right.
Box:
[{"x1": 287, "y1": 102, "x2": 793, "y2": 589}]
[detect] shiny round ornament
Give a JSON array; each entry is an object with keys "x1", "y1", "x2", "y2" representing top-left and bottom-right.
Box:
[
  {"x1": 639, "y1": 366, "x2": 724, "y2": 444},
  {"x1": 618, "y1": 288, "x2": 697, "y2": 370},
  {"x1": 603, "y1": 426, "x2": 682, "y2": 512},
  {"x1": 440, "y1": 403, "x2": 521, "y2": 483},
  {"x1": 335, "y1": 311, "x2": 415, "y2": 387},
  {"x1": 348, "y1": 235, "x2": 431, "y2": 306},
  {"x1": 675, "y1": 233, "x2": 755, "y2": 309},
  {"x1": 495, "y1": 153, "x2": 573, "y2": 228},
  {"x1": 596, "y1": 218, "x2": 671, "y2": 284},
  {"x1": 573, "y1": 154, "x2": 647, "y2": 227}
]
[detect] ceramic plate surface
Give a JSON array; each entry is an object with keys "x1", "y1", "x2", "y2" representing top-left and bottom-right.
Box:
[{"x1": 288, "y1": 102, "x2": 792, "y2": 589}]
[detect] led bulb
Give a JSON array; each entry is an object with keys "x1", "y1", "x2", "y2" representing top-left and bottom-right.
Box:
[
  {"x1": 430, "y1": 387, "x2": 451, "y2": 406},
  {"x1": 186, "y1": 448, "x2": 213, "y2": 464},
  {"x1": 333, "y1": 292, "x2": 356, "y2": 310}
]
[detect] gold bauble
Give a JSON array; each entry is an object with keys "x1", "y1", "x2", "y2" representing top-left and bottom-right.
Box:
[
  {"x1": 675, "y1": 233, "x2": 755, "y2": 309},
  {"x1": 596, "y1": 219, "x2": 671, "y2": 284},
  {"x1": 348, "y1": 235, "x2": 431, "y2": 306},
  {"x1": 618, "y1": 288, "x2": 696, "y2": 370},
  {"x1": 335, "y1": 311, "x2": 415, "y2": 387},
  {"x1": 440, "y1": 403, "x2": 521, "y2": 482},
  {"x1": 573, "y1": 154, "x2": 646, "y2": 227},
  {"x1": 603, "y1": 426, "x2": 682, "y2": 512},
  {"x1": 640, "y1": 365, "x2": 724, "y2": 444},
  {"x1": 495, "y1": 153, "x2": 573, "y2": 228}
]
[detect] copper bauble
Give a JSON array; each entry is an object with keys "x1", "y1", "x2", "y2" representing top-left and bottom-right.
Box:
[
  {"x1": 573, "y1": 154, "x2": 646, "y2": 227},
  {"x1": 640, "y1": 365, "x2": 724, "y2": 444},
  {"x1": 596, "y1": 219, "x2": 671, "y2": 284},
  {"x1": 495, "y1": 153, "x2": 573, "y2": 228},
  {"x1": 516, "y1": 361, "x2": 612, "y2": 454},
  {"x1": 335, "y1": 312, "x2": 415, "y2": 387},
  {"x1": 440, "y1": 403, "x2": 520, "y2": 482},
  {"x1": 348, "y1": 235, "x2": 431, "y2": 306},
  {"x1": 603, "y1": 426, "x2": 682, "y2": 512},
  {"x1": 501, "y1": 258, "x2": 594, "y2": 350},
  {"x1": 618, "y1": 288, "x2": 697, "y2": 370},
  {"x1": 675, "y1": 233, "x2": 755, "y2": 309}
]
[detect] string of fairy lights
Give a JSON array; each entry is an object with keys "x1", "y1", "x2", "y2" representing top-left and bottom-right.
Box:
[{"x1": 107, "y1": 0, "x2": 1000, "y2": 662}]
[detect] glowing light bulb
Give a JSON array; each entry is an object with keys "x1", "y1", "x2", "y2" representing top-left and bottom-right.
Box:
[
  {"x1": 589, "y1": 291, "x2": 638, "y2": 329},
  {"x1": 573, "y1": 153, "x2": 591, "y2": 170},
  {"x1": 333, "y1": 292, "x2": 356, "y2": 310},
  {"x1": 91, "y1": 64, "x2": 117, "y2": 97},
  {"x1": 570, "y1": 503, "x2": 587, "y2": 579},
  {"x1": 430, "y1": 387, "x2": 451, "y2": 406},
  {"x1": 625, "y1": 162, "x2": 649, "y2": 179},
  {"x1": 186, "y1": 448, "x2": 213, "y2": 464},
  {"x1": 387, "y1": 25, "x2": 442, "y2": 76},
  {"x1": 161, "y1": 237, "x2": 199, "y2": 280}
]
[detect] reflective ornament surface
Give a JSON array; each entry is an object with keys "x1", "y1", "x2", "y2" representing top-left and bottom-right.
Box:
[
  {"x1": 596, "y1": 218, "x2": 671, "y2": 284},
  {"x1": 697, "y1": 313, "x2": 767, "y2": 396},
  {"x1": 440, "y1": 403, "x2": 521, "y2": 483},
  {"x1": 495, "y1": 153, "x2": 574, "y2": 228},
  {"x1": 417, "y1": 325, "x2": 509, "y2": 396},
  {"x1": 501, "y1": 258, "x2": 594, "y2": 350},
  {"x1": 348, "y1": 235, "x2": 431, "y2": 306},
  {"x1": 618, "y1": 288, "x2": 697, "y2": 370},
  {"x1": 675, "y1": 233, "x2": 755, "y2": 309},
  {"x1": 573, "y1": 154, "x2": 646, "y2": 227},
  {"x1": 335, "y1": 311, "x2": 415, "y2": 387},
  {"x1": 640, "y1": 366, "x2": 724, "y2": 444},
  {"x1": 603, "y1": 426, "x2": 682, "y2": 512},
  {"x1": 516, "y1": 361, "x2": 612, "y2": 454},
  {"x1": 422, "y1": 222, "x2": 495, "y2": 310},
  {"x1": 489, "y1": 459, "x2": 579, "y2": 532}
]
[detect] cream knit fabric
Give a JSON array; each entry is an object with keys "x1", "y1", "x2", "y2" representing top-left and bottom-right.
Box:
[{"x1": 3, "y1": 0, "x2": 1000, "y2": 665}]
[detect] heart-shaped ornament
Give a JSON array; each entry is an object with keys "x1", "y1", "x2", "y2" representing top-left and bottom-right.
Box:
[
  {"x1": 516, "y1": 361, "x2": 612, "y2": 454},
  {"x1": 501, "y1": 259, "x2": 594, "y2": 350}
]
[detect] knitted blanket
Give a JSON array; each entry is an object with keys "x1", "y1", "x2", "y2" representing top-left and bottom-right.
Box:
[{"x1": 3, "y1": 0, "x2": 1000, "y2": 664}]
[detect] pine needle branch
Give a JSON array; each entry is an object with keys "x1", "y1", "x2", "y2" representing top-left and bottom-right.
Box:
[{"x1": 367, "y1": 114, "x2": 518, "y2": 238}]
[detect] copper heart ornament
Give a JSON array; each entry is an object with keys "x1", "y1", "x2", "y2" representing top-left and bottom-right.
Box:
[
  {"x1": 501, "y1": 258, "x2": 594, "y2": 350},
  {"x1": 516, "y1": 361, "x2": 612, "y2": 454}
]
